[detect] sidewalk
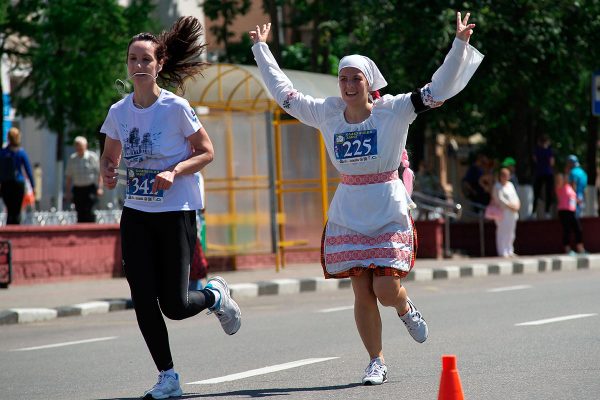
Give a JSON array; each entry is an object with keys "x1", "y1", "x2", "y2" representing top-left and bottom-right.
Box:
[{"x1": 1, "y1": 254, "x2": 599, "y2": 325}]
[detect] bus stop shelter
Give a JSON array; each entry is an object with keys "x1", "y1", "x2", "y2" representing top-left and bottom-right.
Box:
[{"x1": 182, "y1": 63, "x2": 340, "y2": 270}]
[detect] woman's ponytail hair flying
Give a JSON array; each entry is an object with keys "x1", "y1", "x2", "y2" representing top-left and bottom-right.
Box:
[
  {"x1": 158, "y1": 16, "x2": 208, "y2": 91},
  {"x1": 127, "y1": 16, "x2": 208, "y2": 92}
]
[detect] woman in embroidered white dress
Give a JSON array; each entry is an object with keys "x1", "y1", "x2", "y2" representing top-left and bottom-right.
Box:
[{"x1": 250, "y1": 12, "x2": 483, "y2": 385}]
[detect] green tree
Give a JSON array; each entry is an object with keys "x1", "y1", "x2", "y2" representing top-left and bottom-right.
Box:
[
  {"x1": 202, "y1": 0, "x2": 252, "y2": 61},
  {"x1": 0, "y1": 0, "x2": 44, "y2": 136},
  {"x1": 10, "y1": 0, "x2": 156, "y2": 160}
]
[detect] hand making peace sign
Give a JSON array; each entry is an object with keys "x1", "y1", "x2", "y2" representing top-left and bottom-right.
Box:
[{"x1": 456, "y1": 11, "x2": 476, "y2": 43}]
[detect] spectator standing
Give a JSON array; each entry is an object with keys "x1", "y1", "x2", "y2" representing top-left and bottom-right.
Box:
[
  {"x1": 532, "y1": 135, "x2": 555, "y2": 218},
  {"x1": 555, "y1": 172, "x2": 586, "y2": 255},
  {"x1": 492, "y1": 168, "x2": 520, "y2": 257},
  {"x1": 566, "y1": 154, "x2": 587, "y2": 217},
  {"x1": 501, "y1": 156, "x2": 518, "y2": 186},
  {"x1": 462, "y1": 153, "x2": 490, "y2": 206},
  {"x1": 65, "y1": 136, "x2": 103, "y2": 222},
  {"x1": 0, "y1": 127, "x2": 35, "y2": 224}
]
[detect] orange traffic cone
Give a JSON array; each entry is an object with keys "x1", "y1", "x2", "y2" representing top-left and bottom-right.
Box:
[{"x1": 437, "y1": 355, "x2": 464, "y2": 400}]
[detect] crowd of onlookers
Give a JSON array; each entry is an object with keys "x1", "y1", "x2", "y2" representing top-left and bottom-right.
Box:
[{"x1": 459, "y1": 135, "x2": 590, "y2": 257}]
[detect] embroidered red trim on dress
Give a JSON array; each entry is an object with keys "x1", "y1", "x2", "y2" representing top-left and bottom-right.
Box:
[
  {"x1": 325, "y1": 247, "x2": 412, "y2": 265},
  {"x1": 326, "y1": 231, "x2": 412, "y2": 247},
  {"x1": 320, "y1": 217, "x2": 419, "y2": 280},
  {"x1": 340, "y1": 170, "x2": 399, "y2": 185}
]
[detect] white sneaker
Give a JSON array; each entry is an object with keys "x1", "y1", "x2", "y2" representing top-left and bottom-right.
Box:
[
  {"x1": 362, "y1": 357, "x2": 388, "y2": 385},
  {"x1": 206, "y1": 276, "x2": 241, "y2": 335},
  {"x1": 399, "y1": 297, "x2": 428, "y2": 343},
  {"x1": 143, "y1": 371, "x2": 182, "y2": 399}
]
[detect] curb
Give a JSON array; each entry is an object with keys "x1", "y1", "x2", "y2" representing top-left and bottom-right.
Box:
[{"x1": 2, "y1": 254, "x2": 599, "y2": 326}]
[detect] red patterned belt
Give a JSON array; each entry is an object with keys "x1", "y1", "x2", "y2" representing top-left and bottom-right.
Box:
[{"x1": 340, "y1": 170, "x2": 399, "y2": 185}]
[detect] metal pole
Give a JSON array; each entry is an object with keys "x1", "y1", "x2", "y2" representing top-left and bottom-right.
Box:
[
  {"x1": 318, "y1": 134, "x2": 329, "y2": 223},
  {"x1": 265, "y1": 111, "x2": 279, "y2": 258}
]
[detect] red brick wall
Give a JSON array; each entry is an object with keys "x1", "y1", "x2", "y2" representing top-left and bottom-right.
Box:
[
  {"x1": 449, "y1": 217, "x2": 600, "y2": 257},
  {"x1": 414, "y1": 219, "x2": 445, "y2": 259},
  {"x1": 8, "y1": 216, "x2": 596, "y2": 284},
  {"x1": 0, "y1": 224, "x2": 122, "y2": 285}
]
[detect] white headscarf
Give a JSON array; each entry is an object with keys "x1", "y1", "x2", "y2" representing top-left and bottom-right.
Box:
[{"x1": 338, "y1": 55, "x2": 388, "y2": 92}]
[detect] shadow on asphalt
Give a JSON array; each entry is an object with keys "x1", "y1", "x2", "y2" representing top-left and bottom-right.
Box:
[
  {"x1": 179, "y1": 383, "x2": 363, "y2": 398},
  {"x1": 94, "y1": 383, "x2": 363, "y2": 399}
]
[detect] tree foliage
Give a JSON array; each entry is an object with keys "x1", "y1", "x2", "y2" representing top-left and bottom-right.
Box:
[
  {"x1": 202, "y1": 0, "x2": 251, "y2": 60},
  {"x1": 3, "y1": 0, "x2": 157, "y2": 159}
]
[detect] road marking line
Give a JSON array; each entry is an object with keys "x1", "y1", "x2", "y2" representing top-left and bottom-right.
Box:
[
  {"x1": 187, "y1": 357, "x2": 339, "y2": 384},
  {"x1": 11, "y1": 336, "x2": 117, "y2": 352},
  {"x1": 515, "y1": 313, "x2": 597, "y2": 326},
  {"x1": 487, "y1": 285, "x2": 532, "y2": 293},
  {"x1": 318, "y1": 306, "x2": 354, "y2": 313}
]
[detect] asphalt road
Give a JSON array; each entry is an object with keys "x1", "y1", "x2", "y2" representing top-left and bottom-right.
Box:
[{"x1": 1, "y1": 269, "x2": 599, "y2": 400}]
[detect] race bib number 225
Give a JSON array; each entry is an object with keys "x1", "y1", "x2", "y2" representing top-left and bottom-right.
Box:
[{"x1": 333, "y1": 129, "x2": 378, "y2": 163}]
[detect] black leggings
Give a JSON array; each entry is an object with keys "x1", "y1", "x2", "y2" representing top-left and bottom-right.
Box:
[
  {"x1": 533, "y1": 174, "x2": 554, "y2": 213},
  {"x1": 0, "y1": 180, "x2": 25, "y2": 224},
  {"x1": 558, "y1": 210, "x2": 582, "y2": 246},
  {"x1": 72, "y1": 184, "x2": 97, "y2": 223},
  {"x1": 121, "y1": 207, "x2": 213, "y2": 372}
]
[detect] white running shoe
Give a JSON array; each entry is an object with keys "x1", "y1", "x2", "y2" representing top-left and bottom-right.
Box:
[
  {"x1": 206, "y1": 276, "x2": 241, "y2": 335},
  {"x1": 143, "y1": 371, "x2": 182, "y2": 399},
  {"x1": 399, "y1": 297, "x2": 428, "y2": 343},
  {"x1": 362, "y1": 357, "x2": 388, "y2": 385}
]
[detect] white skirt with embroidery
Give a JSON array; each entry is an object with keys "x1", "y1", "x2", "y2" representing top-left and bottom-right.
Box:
[{"x1": 323, "y1": 220, "x2": 414, "y2": 275}]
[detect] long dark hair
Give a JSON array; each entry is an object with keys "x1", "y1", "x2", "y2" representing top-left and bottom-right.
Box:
[{"x1": 127, "y1": 16, "x2": 208, "y2": 92}]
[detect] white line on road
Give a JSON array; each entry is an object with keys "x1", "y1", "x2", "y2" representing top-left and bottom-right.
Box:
[
  {"x1": 11, "y1": 336, "x2": 117, "y2": 352},
  {"x1": 515, "y1": 314, "x2": 597, "y2": 326},
  {"x1": 187, "y1": 357, "x2": 339, "y2": 384},
  {"x1": 487, "y1": 285, "x2": 532, "y2": 293},
  {"x1": 318, "y1": 306, "x2": 354, "y2": 313}
]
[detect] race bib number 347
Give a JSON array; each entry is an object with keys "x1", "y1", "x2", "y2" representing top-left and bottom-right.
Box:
[
  {"x1": 334, "y1": 129, "x2": 378, "y2": 163},
  {"x1": 126, "y1": 168, "x2": 164, "y2": 202}
]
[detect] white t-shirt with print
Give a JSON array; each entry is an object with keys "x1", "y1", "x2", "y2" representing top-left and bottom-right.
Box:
[{"x1": 100, "y1": 89, "x2": 204, "y2": 212}]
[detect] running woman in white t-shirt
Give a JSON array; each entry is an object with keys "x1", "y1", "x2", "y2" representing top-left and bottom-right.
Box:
[
  {"x1": 100, "y1": 16, "x2": 241, "y2": 400},
  {"x1": 250, "y1": 12, "x2": 483, "y2": 386}
]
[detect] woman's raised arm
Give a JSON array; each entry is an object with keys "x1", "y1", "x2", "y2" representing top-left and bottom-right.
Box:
[{"x1": 250, "y1": 22, "x2": 327, "y2": 128}]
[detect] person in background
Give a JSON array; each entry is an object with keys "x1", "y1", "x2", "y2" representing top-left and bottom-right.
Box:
[
  {"x1": 65, "y1": 136, "x2": 103, "y2": 222},
  {"x1": 478, "y1": 156, "x2": 496, "y2": 204},
  {"x1": 566, "y1": 154, "x2": 587, "y2": 217},
  {"x1": 0, "y1": 127, "x2": 35, "y2": 224},
  {"x1": 532, "y1": 135, "x2": 555, "y2": 218},
  {"x1": 462, "y1": 153, "x2": 490, "y2": 206},
  {"x1": 492, "y1": 168, "x2": 520, "y2": 258},
  {"x1": 501, "y1": 156, "x2": 518, "y2": 186},
  {"x1": 555, "y1": 172, "x2": 586, "y2": 255}
]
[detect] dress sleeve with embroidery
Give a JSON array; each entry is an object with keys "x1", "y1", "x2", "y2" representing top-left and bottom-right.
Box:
[
  {"x1": 411, "y1": 38, "x2": 485, "y2": 113},
  {"x1": 252, "y1": 42, "x2": 326, "y2": 128}
]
